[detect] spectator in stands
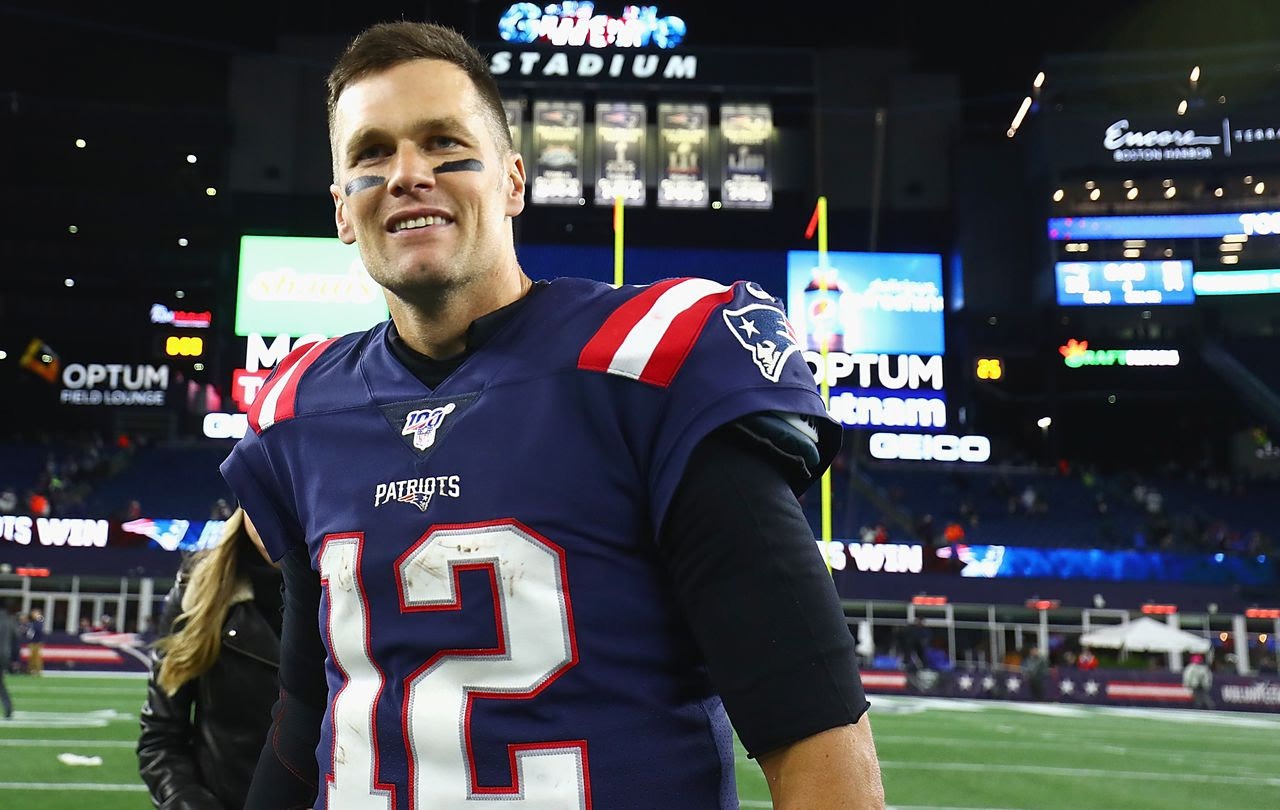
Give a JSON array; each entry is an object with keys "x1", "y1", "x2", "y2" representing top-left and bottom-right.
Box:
[
  {"x1": 1076, "y1": 647, "x2": 1099, "y2": 670},
  {"x1": 209, "y1": 498, "x2": 234, "y2": 520},
  {"x1": 1257, "y1": 652, "x2": 1277, "y2": 676},
  {"x1": 137, "y1": 508, "x2": 282, "y2": 810},
  {"x1": 1182, "y1": 654, "x2": 1214, "y2": 709},
  {"x1": 25, "y1": 608, "x2": 45, "y2": 676},
  {"x1": 1023, "y1": 645, "x2": 1050, "y2": 701},
  {"x1": 898, "y1": 618, "x2": 929, "y2": 672},
  {"x1": 27, "y1": 491, "x2": 50, "y2": 517},
  {"x1": 0, "y1": 599, "x2": 16, "y2": 718}
]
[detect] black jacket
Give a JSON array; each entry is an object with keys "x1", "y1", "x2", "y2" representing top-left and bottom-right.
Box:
[{"x1": 137, "y1": 572, "x2": 281, "y2": 810}]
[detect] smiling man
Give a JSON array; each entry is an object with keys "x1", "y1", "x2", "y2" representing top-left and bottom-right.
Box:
[{"x1": 222, "y1": 21, "x2": 883, "y2": 810}]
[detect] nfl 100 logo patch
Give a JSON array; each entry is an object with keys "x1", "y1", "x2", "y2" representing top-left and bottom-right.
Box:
[
  {"x1": 402, "y1": 403, "x2": 455, "y2": 450},
  {"x1": 380, "y1": 394, "x2": 476, "y2": 456}
]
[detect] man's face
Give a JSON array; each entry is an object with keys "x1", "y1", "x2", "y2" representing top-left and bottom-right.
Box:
[{"x1": 330, "y1": 59, "x2": 525, "y2": 300}]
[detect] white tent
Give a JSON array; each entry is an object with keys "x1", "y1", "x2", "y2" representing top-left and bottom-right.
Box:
[{"x1": 1078, "y1": 616, "x2": 1211, "y2": 654}]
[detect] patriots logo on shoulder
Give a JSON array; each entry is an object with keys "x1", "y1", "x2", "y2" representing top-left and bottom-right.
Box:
[{"x1": 722, "y1": 304, "x2": 800, "y2": 382}]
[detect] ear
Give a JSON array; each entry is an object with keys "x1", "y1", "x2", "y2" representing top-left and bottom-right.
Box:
[
  {"x1": 331, "y1": 184, "x2": 357, "y2": 245},
  {"x1": 504, "y1": 153, "x2": 526, "y2": 217}
]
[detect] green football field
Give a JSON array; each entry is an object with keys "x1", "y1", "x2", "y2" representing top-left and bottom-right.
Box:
[{"x1": 2, "y1": 674, "x2": 1279, "y2": 809}]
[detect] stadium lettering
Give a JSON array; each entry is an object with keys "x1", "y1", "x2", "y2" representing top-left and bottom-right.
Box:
[
  {"x1": 245, "y1": 333, "x2": 327, "y2": 373},
  {"x1": 497, "y1": 4, "x2": 687, "y2": 49},
  {"x1": 847, "y1": 542, "x2": 923, "y2": 574},
  {"x1": 869, "y1": 432, "x2": 991, "y2": 463},
  {"x1": 35, "y1": 518, "x2": 109, "y2": 547},
  {"x1": 828, "y1": 393, "x2": 946, "y2": 428},
  {"x1": 203, "y1": 412, "x2": 249, "y2": 440},
  {"x1": 1220, "y1": 682, "x2": 1280, "y2": 705},
  {"x1": 805, "y1": 352, "x2": 944, "y2": 389},
  {"x1": 1238, "y1": 212, "x2": 1280, "y2": 236},
  {"x1": 0, "y1": 515, "x2": 34, "y2": 545},
  {"x1": 489, "y1": 50, "x2": 696, "y2": 80},
  {"x1": 1103, "y1": 119, "x2": 1220, "y2": 151},
  {"x1": 247, "y1": 265, "x2": 380, "y2": 304},
  {"x1": 61, "y1": 363, "x2": 168, "y2": 390}
]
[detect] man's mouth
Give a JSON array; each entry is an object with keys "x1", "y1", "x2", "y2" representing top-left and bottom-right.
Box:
[{"x1": 391, "y1": 214, "x2": 453, "y2": 233}]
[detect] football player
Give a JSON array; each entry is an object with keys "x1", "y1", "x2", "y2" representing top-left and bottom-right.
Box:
[{"x1": 222, "y1": 21, "x2": 883, "y2": 810}]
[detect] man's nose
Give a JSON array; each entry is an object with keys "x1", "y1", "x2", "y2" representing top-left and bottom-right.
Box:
[{"x1": 387, "y1": 144, "x2": 437, "y2": 195}]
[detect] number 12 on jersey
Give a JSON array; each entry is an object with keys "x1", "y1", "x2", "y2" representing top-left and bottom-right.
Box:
[{"x1": 319, "y1": 521, "x2": 591, "y2": 809}]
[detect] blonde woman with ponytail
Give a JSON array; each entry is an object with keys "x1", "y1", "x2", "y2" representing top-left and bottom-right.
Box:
[{"x1": 137, "y1": 508, "x2": 282, "y2": 810}]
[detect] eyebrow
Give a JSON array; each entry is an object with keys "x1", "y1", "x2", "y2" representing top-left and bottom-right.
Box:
[{"x1": 343, "y1": 116, "x2": 475, "y2": 165}]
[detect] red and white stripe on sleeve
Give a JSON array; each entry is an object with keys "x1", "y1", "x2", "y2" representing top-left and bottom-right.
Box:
[
  {"x1": 248, "y1": 338, "x2": 339, "y2": 433},
  {"x1": 578, "y1": 278, "x2": 736, "y2": 387}
]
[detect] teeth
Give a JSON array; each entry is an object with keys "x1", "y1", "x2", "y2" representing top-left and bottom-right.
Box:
[{"x1": 393, "y1": 215, "x2": 448, "y2": 232}]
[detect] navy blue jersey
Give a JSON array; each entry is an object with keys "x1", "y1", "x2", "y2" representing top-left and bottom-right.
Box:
[{"x1": 222, "y1": 276, "x2": 838, "y2": 810}]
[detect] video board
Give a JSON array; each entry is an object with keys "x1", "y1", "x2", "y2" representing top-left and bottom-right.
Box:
[
  {"x1": 785, "y1": 251, "x2": 945, "y2": 356},
  {"x1": 235, "y1": 235, "x2": 389, "y2": 338},
  {"x1": 1055, "y1": 260, "x2": 1195, "y2": 306}
]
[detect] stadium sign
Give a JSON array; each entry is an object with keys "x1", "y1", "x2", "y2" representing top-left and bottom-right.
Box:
[
  {"x1": 59, "y1": 363, "x2": 169, "y2": 406},
  {"x1": 1103, "y1": 118, "x2": 1221, "y2": 162},
  {"x1": 805, "y1": 352, "x2": 943, "y2": 389},
  {"x1": 1059, "y1": 339, "x2": 1181, "y2": 368},
  {"x1": 816, "y1": 541, "x2": 924, "y2": 574},
  {"x1": 0, "y1": 515, "x2": 108, "y2": 547},
  {"x1": 203, "y1": 412, "x2": 249, "y2": 440},
  {"x1": 498, "y1": 3, "x2": 687, "y2": 49},
  {"x1": 489, "y1": 50, "x2": 696, "y2": 80},
  {"x1": 149, "y1": 303, "x2": 212, "y2": 328},
  {"x1": 203, "y1": 332, "x2": 331, "y2": 439},
  {"x1": 828, "y1": 392, "x2": 947, "y2": 429},
  {"x1": 869, "y1": 432, "x2": 991, "y2": 463},
  {"x1": 1220, "y1": 681, "x2": 1280, "y2": 707}
]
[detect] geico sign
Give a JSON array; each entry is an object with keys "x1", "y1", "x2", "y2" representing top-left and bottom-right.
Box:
[
  {"x1": 870, "y1": 432, "x2": 991, "y2": 463},
  {"x1": 203, "y1": 412, "x2": 249, "y2": 440}
]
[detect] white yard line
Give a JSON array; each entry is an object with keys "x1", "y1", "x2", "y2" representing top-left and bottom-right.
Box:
[
  {"x1": 878, "y1": 760, "x2": 1280, "y2": 786},
  {"x1": 0, "y1": 739, "x2": 138, "y2": 747},
  {"x1": 0, "y1": 782, "x2": 147, "y2": 792}
]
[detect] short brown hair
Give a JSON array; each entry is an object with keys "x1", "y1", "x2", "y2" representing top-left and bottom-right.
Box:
[{"x1": 326, "y1": 22, "x2": 513, "y2": 163}]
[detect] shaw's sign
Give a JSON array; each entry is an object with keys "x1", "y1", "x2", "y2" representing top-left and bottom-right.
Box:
[{"x1": 498, "y1": 3, "x2": 686, "y2": 48}]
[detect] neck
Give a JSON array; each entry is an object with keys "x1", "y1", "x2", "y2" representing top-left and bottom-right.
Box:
[{"x1": 389, "y1": 262, "x2": 531, "y2": 359}]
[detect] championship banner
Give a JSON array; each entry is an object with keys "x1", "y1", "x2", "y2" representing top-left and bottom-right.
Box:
[
  {"x1": 502, "y1": 97, "x2": 524, "y2": 154},
  {"x1": 719, "y1": 102, "x2": 773, "y2": 210},
  {"x1": 656, "y1": 102, "x2": 709, "y2": 208},
  {"x1": 531, "y1": 99, "x2": 584, "y2": 205},
  {"x1": 594, "y1": 101, "x2": 647, "y2": 206}
]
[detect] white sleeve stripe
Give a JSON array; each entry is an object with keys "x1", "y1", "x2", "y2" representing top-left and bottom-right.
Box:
[
  {"x1": 256, "y1": 340, "x2": 329, "y2": 430},
  {"x1": 606, "y1": 279, "x2": 731, "y2": 379}
]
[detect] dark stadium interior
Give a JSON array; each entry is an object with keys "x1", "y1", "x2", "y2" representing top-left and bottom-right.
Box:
[{"x1": 2, "y1": 1, "x2": 1279, "y2": 691}]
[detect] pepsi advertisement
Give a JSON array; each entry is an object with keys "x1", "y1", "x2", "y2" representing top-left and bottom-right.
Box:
[{"x1": 786, "y1": 251, "x2": 945, "y2": 356}]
